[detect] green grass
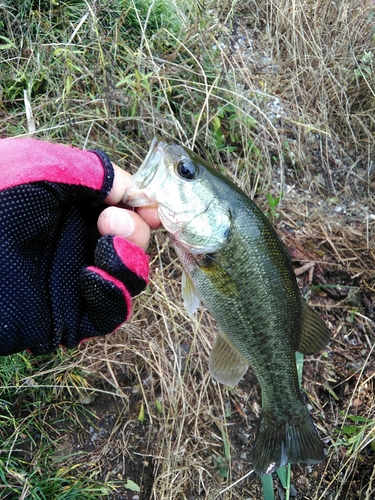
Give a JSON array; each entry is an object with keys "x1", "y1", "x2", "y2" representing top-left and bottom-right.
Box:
[
  {"x1": 0, "y1": 352, "x2": 115, "y2": 499},
  {"x1": 0, "y1": 0, "x2": 270, "y2": 194},
  {"x1": 335, "y1": 413, "x2": 375, "y2": 456}
]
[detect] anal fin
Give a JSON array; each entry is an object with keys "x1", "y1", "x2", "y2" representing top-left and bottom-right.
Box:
[{"x1": 298, "y1": 301, "x2": 330, "y2": 355}]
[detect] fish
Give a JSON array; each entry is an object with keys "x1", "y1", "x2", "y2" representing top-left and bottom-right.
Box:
[{"x1": 124, "y1": 138, "x2": 330, "y2": 475}]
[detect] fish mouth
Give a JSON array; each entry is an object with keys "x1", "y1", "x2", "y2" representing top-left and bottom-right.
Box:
[{"x1": 123, "y1": 138, "x2": 167, "y2": 207}]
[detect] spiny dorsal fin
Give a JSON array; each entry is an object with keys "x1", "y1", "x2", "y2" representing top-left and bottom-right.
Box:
[
  {"x1": 209, "y1": 330, "x2": 249, "y2": 386},
  {"x1": 181, "y1": 271, "x2": 201, "y2": 316},
  {"x1": 298, "y1": 300, "x2": 330, "y2": 355}
]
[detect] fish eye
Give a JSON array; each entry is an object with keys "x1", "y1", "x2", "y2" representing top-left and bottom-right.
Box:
[{"x1": 176, "y1": 159, "x2": 198, "y2": 180}]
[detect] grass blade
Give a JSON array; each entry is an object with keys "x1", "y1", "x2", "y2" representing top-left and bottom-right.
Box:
[
  {"x1": 276, "y1": 465, "x2": 287, "y2": 488},
  {"x1": 277, "y1": 463, "x2": 291, "y2": 500},
  {"x1": 260, "y1": 474, "x2": 274, "y2": 500}
]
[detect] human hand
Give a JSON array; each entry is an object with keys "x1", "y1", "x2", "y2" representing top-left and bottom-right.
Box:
[
  {"x1": 0, "y1": 138, "x2": 159, "y2": 355},
  {"x1": 98, "y1": 164, "x2": 161, "y2": 249}
]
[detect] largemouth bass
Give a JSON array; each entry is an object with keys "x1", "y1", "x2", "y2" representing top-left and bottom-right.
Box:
[{"x1": 124, "y1": 138, "x2": 330, "y2": 475}]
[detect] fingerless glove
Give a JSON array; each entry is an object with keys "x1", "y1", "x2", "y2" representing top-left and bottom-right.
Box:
[{"x1": 0, "y1": 138, "x2": 149, "y2": 355}]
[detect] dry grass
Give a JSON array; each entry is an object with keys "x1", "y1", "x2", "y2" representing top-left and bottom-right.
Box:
[{"x1": 0, "y1": 0, "x2": 374, "y2": 499}]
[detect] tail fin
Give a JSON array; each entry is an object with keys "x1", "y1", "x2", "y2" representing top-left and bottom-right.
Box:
[{"x1": 252, "y1": 407, "x2": 324, "y2": 475}]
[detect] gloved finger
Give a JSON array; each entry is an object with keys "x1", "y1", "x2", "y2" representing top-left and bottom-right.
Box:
[
  {"x1": 80, "y1": 266, "x2": 132, "y2": 336},
  {"x1": 97, "y1": 206, "x2": 151, "y2": 250},
  {"x1": 0, "y1": 139, "x2": 114, "y2": 205},
  {"x1": 79, "y1": 235, "x2": 149, "y2": 339},
  {"x1": 94, "y1": 235, "x2": 149, "y2": 297}
]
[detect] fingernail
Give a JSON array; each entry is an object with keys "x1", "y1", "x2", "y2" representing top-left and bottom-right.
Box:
[{"x1": 109, "y1": 208, "x2": 135, "y2": 237}]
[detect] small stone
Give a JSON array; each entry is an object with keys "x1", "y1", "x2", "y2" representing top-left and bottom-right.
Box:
[{"x1": 237, "y1": 432, "x2": 249, "y2": 444}]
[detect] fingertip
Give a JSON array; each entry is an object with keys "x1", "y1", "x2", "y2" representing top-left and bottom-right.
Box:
[
  {"x1": 98, "y1": 207, "x2": 151, "y2": 250},
  {"x1": 136, "y1": 206, "x2": 161, "y2": 229},
  {"x1": 104, "y1": 165, "x2": 161, "y2": 230},
  {"x1": 104, "y1": 165, "x2": 132, "y2": 205}
]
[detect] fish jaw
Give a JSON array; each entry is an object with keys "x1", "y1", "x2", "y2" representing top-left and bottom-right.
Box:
[
  {"x1": 125, "y1": 138, "x2": 232, "y2": 255},
  {"x1": 124, "y1": 138, "x2": 168, "y2": 207}
]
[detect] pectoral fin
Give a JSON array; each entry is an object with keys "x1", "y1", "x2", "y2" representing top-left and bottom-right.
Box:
[
  {"x1": 182, "y1": 271, "x2": 201, "y2": 316},
  {"x1": 298, "y1": 301, "x2": 330, "y2": 355},
  {"x1": 209, "y1": 330, "x2": 249, "y2": 386}
]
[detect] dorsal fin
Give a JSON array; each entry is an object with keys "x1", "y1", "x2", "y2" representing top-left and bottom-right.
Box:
[
  {"x1": 298, "y1": 300, "x2": 330, "y2": 355},
  {"x1": 209, "y1": 330, "x2": 249, "y2": 386}
]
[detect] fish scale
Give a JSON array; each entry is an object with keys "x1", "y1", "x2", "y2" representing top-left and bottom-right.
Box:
[
  {"x1": 185, "y1": 230, "x2": 302, "y2": 407},
  {"x1": 125, "y1": 138, "x2": 330, "y2": 475}
]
